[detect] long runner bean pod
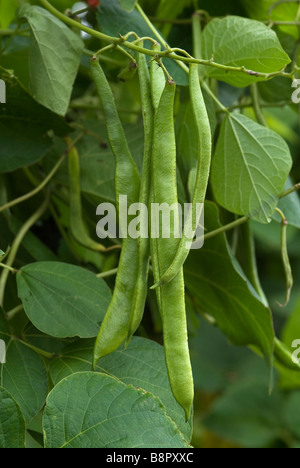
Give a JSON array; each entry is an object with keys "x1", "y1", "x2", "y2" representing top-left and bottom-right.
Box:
[
  {"x1": 127, "y1": 44, "x2": 154, "y2": 340},
  {"x1": 90, "y1": 58, "x2": 141, "y2": 365},
  {"x1": 66, "y1": 137, "x2": 108, "y2": 253},
  {"x1": 151, "y1": 80, "x2": 194, "y2": 421},
  {"x1": 152, "y1": 63, "x2": 212, "y2": 288}
]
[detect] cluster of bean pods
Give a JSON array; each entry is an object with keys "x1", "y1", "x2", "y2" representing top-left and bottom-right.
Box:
[{"x1": 89, "y1": 43, "x2": 212, "y2": 421}]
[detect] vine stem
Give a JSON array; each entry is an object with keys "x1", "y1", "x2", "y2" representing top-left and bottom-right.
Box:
[
  {"x1": 0, "y1": 133, "x2": 84, "y2": 214},
  {"x1": 38, "y1": 0, "x2": 294, "y2": 81},
  {"x1": 97, "y1": 268, "x2": 119, "y2": 279},
  {"x1": 0, "y1": 194, "x2": 50, "y2": 308}
]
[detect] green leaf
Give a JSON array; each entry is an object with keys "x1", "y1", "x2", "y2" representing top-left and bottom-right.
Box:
[
  {"x1": 17, "y1": 262, "x2": 111, "y2": 338},
  {"x1": 0, "y1": 387, "x2": 26, "y2": 448},
  {"x1": 49, "y1": 337, "x2": 192, "y2": 440},
  {"x1": 97, "y1": 0, "x2": 188, "y2": 86},
  {"x1": 283, "y1": 392, "x2": 300, "y2": 439},
  {"x1": 0, "y1": 314, "x2": 48, "y2": 422},
  {"x1": 242, "y1": 0, "x2": 300, "y2": 39},
  {"x1": 184, "y1": 202, "x2": 275, "y2": 364},
  {"x1": 0, "y1": 66, "x2": 71, "y2": 173},
  {"x1": 43, "y1": 121, "x2": 144, "y2": 203},
  {"x1": 43, "y1": 372, "x2": 190, "y2": 448},
  {"x1": 190, "y1": 317, "x2": 252, "y2": 393},
  {"x1": 18, "y1": 5, "x2": 83, "y2": 116},
  {"x1": 202, "y1": 16, "x2": 291, "y2": 87},
  {"x1": 211, "y1": 113, "x2": 292, "y2": 223},
  {"x1": 118, "y1": 0, "x2": 137, "y2": 12},
  {"x1": 204, "y1": 381, "x2": 283, "y2": 447}
]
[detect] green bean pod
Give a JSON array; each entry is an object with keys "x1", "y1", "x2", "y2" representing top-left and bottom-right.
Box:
[
  {"x1": 152, "y1": 63, "x2": 212, "y2": 288},
  {"x1": 150, "y1": 80, "x2": 194, "y2": 421},
  {"x1": 67, "y1": 138, "x2": 106, "y2": 252},
  {"x1": 127, "y1": 45, "x2": 154, "y2": 340},
  {"x1": 90, "y1": 58, "x2": 141, "y2": 365}
]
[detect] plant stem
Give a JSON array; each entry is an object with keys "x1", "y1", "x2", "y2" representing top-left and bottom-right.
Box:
[
  {"x1": 204, "y1": 216, "x2": 249, "y2": 241},
  {"x1": 17, "y1": 339, "x2": 56, "y2": 359},
  {"x1": 5, "y1": 304, "x2": 23, "y2": 321},
  {"x1": 38, "y1": 0, "x2": 294, "y2": 81},
  {"x1": 97, "y1": 268, "x2": 119, "y2": 279},
  {"x1": 0, "y1": 194, "x2": 50, "y2": 308},
  {"x1": 0, "y1": 263, "x2": 17, "y2": 274},
  {"x1": 0, "y1": 134, "x2": 83, "y2": 214},
  {"x1": 250, "y1": 83, "x2": 268, "y2": 127},
  {"x1": 280, "y1": 182, "x2": 300, "y2": 198}
]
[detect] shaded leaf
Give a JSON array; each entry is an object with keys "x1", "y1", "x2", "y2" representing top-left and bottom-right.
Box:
[
  {"x1": 0, "y1": 313, "x2": 48, "y2": 422},
  {"x1": 43, "y1": 372, "x2": 190, "y2": 448},
  {"x1": 184, "y1": 202, "x2": 274, "y2": 364},
  {"x1": 49, "y1": 336, "x2": 192, "y2": 440},
  {"x1": 0, "y1": 387, "x2": 26, "y2": 448}
]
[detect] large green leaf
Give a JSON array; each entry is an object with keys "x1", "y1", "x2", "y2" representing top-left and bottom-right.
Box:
[
  {"x1": 49, "y1": 337, "x2": 192, "y2": 440},
  {"x1": 184, "y1": 202, "x2": 275, "y2": 364},
  {"x1": 204, "y1": 381, "x2": 284, "y2": 447},
  {"x1": 97, "y1": 0, "x2": 188, "y2": 86},
  {"x1": 18, "y1": 5, "x2": 83, "y2": 115},
  {"x1": 17, "y1": 262, "x2": 111, "y2": 338},
  {"x1": 0, "y1": 314, "x2": 48, "y2": 422},
  {"x1": 0, "y1": 387, "x2": 26, "y2": 448},
  {"x1": 211, "y1": 113, "x2": 292, "y2": 223},
  {"x1": 201, "y1": 16, "x2": 290, "y2": 87},
  {"x1": 43, "y1": 372, "x2": 190, "y2": 448}
]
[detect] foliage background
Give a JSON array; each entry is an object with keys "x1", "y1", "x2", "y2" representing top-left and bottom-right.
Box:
[{"x1": 0, "y1": 0, "x2": 300, "y2": 448}]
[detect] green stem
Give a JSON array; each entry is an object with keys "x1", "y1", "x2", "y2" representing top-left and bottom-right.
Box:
[
  {"x1": 0, "y1": 155, "x2": 64, "y2": 214},
  {"x1": 204, "y1": 216, "x2": 249, "y2": 241},
  {"x1": 0, "y1": 194, "x2": 50, "y2": 308},
  {"x1": 17, "y1": 339, "x2": 56, "y2": 359},
  {"x1": 5, "y1": 305, "x2": 23, "y2": 321},
  {"x1": 97, "y1": 268, "x2": 119, "y2": 279},
  {"x1": 280, "y1": 182, "x2": 300, "y2": 198},
  {"x1": 38, "y1": 0, "x2": 294, "y2": 81},
  {"x1": 250, "y1": 83, "x2": 268, "y2": 127},
  {"x1": 0, "y1": 263, "x2": 17, "y2": 274},
  {"x1": 192, "y1": 12, "x2": 202, "y2": 59}
]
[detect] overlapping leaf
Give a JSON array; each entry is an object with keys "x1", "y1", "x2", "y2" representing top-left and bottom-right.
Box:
[
  {"x1": 43, "y1": 372, "x2": 190, "y2": 448},
  {"x1": 211, "y1": 113, "x2": 292, "y2": 223}
]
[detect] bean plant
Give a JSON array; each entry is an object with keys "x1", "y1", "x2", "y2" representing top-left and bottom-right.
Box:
[{"x1": 0, "y1": 0, "x2": 300, "y2": 449}]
